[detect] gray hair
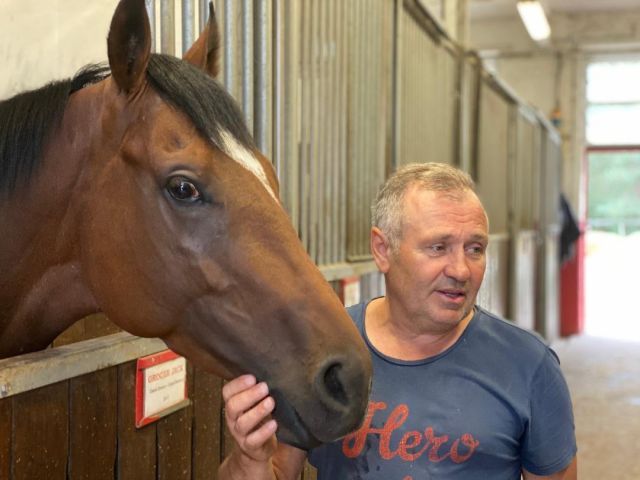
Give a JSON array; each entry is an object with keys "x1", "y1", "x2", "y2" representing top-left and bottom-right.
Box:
[{"x1": 371, "y1": 163, "x2": 476, "y2": 251}]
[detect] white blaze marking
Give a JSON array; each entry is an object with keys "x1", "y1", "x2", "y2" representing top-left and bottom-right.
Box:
[{"x1": 220, "y1": 130, "x2": 276, "y2": 200}]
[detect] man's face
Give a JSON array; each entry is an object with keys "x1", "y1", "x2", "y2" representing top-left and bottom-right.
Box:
[{"x1": 382, "y1": 186, "x2": 489, "y2": 333}]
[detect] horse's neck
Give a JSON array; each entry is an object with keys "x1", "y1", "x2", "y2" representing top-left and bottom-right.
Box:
[
  {"x1": 0, "y1": 86, "x2": 105, "y2": 358},
  {"x1": 0, "y1": 262, "x2": 99, "y2": 357}
]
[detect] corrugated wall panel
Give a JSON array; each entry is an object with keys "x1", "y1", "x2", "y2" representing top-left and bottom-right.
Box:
[
  {"x1": 476, "y1": 79, "x2": 511, "y2": 234},
  {"x1": 346, "y1": 0, "x2": 393, "y2": 261},
  {"x1": 515, "y1": 106, "x2": 541, "y2": 230},
  {"x1": 398, "y1": 7, "x2": 457, "y2": 167},
  {"x1": 459, "y1": 55, "x2": 481, "y2": 173}
]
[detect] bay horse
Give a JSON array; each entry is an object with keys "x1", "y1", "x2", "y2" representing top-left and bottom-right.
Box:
[{"x1": 0, "y1": 0, "x2": 371, "y2": 449}]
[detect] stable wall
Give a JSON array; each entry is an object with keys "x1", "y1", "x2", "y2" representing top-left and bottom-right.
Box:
[{"x1": 469, "y1": 8, "x2": 640, "y2": 219}]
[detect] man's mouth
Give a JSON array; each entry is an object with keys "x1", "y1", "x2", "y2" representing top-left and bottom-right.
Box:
[{"x1": 437, "y1": 289, "x2": 466, "y2": 302}]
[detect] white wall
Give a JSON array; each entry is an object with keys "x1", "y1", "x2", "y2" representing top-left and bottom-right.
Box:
[{"x1": 0, "y1": 0, "x2": 120, "y2": 99}]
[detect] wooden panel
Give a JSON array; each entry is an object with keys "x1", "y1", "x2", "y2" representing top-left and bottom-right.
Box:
[
  {"x1": 12, "y1": 382, "x2": 69, "y2": 480},
  {"x1": 53, "y1": 313, "x2": 119, "y2": 347},
  {"x1": 222, "y1": 416, "x2": 234, "y2": 461},
  {"x1": 117, "y1": 361, "x2": 156, "y2": 480},
  {"x1": 157, "y1": 401, "x2": 192, "y2": 479},
  {"x1": 0, "y1": 397, "x2": 11, "y2": 479},
  {"x1": 84, "y1": 314, "x2": 120, "y2": 338},
  {"x1": 192, "y1": 368, "x2": 223, "y2": 479},
  {"x1": 68, "y1": 367, "x2": 118, "y2": 480}
]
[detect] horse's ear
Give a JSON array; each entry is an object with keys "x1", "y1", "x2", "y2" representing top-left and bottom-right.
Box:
[
  {"x1": 107, "y1": 0, "x2": 152, "y2": 95},
  {"x1": 183, "y1": 2, "x2": 220, "y2": 78}
]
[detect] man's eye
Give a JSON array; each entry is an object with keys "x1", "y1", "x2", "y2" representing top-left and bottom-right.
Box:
[
  {"x1": 467, "y1": 245, "x2": 485, "y2": 255},
  {"x1": 166, "y1": 176, "x2": 202, "y2": 203}
]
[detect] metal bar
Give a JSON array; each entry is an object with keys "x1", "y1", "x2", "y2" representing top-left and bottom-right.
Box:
[
  {"x1": 300, "y1": 0, "x2": 312, "y2": 254},
  {"x1": 338, "y1": 0, "x2": 348, "y2": 262},
  {"x1": 0, "y1": 333, "x2": 167, "y2": 399},
  {"x1": 284, "y1": 0, "x2": 301, "y2": 234},
  {"x1": 309, "y1": 0, "x2": 320, "y2": 263},
  {"x1": 241, "y1": 0, "x2": 254, "y2": 129},
  {"x1": 223, "y1": 0, "x2": 235, "y2": 91},
  {"x1": 391, "y1": 0, "x2": 402, "y2": 170},
  {"x1": 182, "y1": 0, "x2": 196, "y2": 54},
  {"x1": 273, "y1": 0, "x2": 284, "y2": 181},
  {"x1": 161, "y1": 0, "x2": 176, "y2": 55},
  {"x1": 357, "y1": 0, "x2": 366, "y2": 258},
  {"x1": 329, "y1": 0, "x2": 339, "y2": 264},
  {"x1": 145, "y1": 0, "x2": 157, "y2": 52},
  {"x1": 253, "y1": 0, "x2": 272, "y2": 156},
  {"x1": 318, "y1": 0, "x2": 328, "y2": 265},
  {"x1": 199, "y1": 0, "x2": 209, "y2": 31}
]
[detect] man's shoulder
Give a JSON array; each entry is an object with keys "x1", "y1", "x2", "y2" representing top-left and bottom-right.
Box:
[{"x1": 471, "y1": 307, "x2": 553, "y2": 364}]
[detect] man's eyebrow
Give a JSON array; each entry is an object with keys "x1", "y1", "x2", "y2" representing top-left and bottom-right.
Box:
[
  {"x1": 427, "y1": 233, "x2": 488, "y2": 243},
  {"x1": 469, "y1": 234, "x2": 489, "y2": 243}
]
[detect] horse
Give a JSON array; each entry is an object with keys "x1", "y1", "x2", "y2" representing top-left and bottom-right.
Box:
[{"x1": 0, "y1": 0, "x2": 371, "y2": 449}]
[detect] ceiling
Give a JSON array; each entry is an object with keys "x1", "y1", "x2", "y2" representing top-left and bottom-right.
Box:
[{"x1": 470, "y1": 0, "x2": 640, "y2": 20}]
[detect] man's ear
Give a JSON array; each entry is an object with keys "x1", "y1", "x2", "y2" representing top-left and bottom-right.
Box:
[{"x1": 371, "y1": 227, "x2": 392, "y2": 274}]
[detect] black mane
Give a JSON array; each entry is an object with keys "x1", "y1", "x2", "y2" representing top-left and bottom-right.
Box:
[
  {"x1": 0, "y1": 53, "x2": 254, "y2": 196},
  {"x1": 0, "y1": 65, "x2": 110, "y2": 195},
  {"x1": 146, "y1": 54, "x2": 255, "y2": 153}
]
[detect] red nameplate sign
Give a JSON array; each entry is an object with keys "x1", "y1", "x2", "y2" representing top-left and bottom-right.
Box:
[{"x1": 135, "y1": 350, "x2": 189, "y2": 428}]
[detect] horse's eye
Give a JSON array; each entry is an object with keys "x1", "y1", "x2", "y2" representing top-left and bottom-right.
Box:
[{"x1": 166, "y1": 176, "x2": 202, "y2": 203}]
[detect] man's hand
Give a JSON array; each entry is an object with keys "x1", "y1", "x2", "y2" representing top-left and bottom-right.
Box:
[{"x1": 222, "y1": 374, "x2": 278, "y2": 462}]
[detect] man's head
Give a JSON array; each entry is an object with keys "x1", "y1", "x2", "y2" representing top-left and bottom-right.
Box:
[
  {"x1": 370, "y1": 162, "x2": 489, "y2": 332},
  {"x1": 372, "y1": 163, "x2": 477, "y2": 252}
]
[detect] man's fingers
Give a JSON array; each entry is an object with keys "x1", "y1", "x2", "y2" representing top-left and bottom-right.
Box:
[
  {"x1": 233, "y1": 395, "x2": 276, "y2": 436},
  {"x1": 222, "y1": 374, "x2": 257, "y2": 401},
  {"x1": 221, "y1": 375, "x2": 279, "y2": 460},
  {"x1": 224, "y1": 381, "x2": 270, "y2": 423},
  {"x1": 243, "y1": 419, "x2": 278, "y2": 451}
]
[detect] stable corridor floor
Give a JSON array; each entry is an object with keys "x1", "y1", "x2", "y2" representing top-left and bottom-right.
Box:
[{"x1": 552, "y1": 335, "x2": 640, "y2": 480}]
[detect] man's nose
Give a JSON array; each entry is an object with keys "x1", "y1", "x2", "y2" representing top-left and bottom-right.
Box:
[{"x1": 444, "y1": 250, "x2": 471, "y2": 282}]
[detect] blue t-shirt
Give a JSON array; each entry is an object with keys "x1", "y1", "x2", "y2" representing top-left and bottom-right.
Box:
[{"x1": 309, "y1": 302, "x2": 576, "y2": 479}]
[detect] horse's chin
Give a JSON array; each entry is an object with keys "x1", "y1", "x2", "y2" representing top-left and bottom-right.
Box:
[{"x1": 269, "y1": 388, "x2": 322, "y2": 450}]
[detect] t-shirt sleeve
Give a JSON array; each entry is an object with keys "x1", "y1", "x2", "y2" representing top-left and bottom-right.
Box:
[{"x1": 521, "y1": 348, "x2": 577, "y2": 475}]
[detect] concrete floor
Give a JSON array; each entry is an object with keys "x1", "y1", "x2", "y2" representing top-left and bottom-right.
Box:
[{"x1": 552, "y1": 334, "x2": 640, "y2": 479}]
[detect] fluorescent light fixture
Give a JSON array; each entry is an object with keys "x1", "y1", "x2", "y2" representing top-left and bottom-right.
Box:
[{"x1": 517, "y1": 0, "x2": 551, "y2": 42}]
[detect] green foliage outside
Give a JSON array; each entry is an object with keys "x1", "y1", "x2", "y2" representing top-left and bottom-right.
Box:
[{"x1": 588, "y1": 150, "x2": 640, "y2": 235}]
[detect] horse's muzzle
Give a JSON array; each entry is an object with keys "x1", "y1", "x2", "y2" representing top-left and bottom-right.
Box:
[{"x1": 270, "y1": 352, "x2": 372, "y2": 450}]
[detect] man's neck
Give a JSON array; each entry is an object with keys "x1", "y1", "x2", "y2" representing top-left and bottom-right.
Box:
[{"x1": 364, "y1": 297, "x2": 474, "y2": 361}]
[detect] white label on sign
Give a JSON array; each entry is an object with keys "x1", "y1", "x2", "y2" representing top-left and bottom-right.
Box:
[{"x1": 143, "y1": 356, "x2": 187, "y2": 418}]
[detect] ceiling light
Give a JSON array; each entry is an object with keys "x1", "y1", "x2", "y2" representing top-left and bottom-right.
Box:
[{"x1": 517, "y1": 0, "x2": 551, "y2": 42}]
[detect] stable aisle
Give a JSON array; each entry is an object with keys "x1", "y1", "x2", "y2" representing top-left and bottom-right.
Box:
[{"x1": 552, "y1": 335, "x2": 640, "y2": 480}]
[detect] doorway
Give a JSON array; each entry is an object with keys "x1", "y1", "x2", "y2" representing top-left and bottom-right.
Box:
[{"x1": 584, "y1": 59, "x2": 640, "y2": 340}]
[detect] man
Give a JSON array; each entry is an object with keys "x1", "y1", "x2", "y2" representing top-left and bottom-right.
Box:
[{"x1": 218, "y1": 163, "x2": 577, "y2": 479}]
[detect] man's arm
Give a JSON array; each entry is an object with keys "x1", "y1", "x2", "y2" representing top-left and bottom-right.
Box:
[
  {"x1": 217, "y1": 375, "x2": 308, "y2": 480},
  {"x1": 523, "y1": 456, "x2": 577, "y2": 480}
]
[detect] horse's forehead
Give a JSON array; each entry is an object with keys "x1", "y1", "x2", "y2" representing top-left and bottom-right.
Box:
[
  {"x1": 135, "y1": 94, "x2": 277, "y2": 201},
  {"x1": 219, "y1": 131, "x2": 277, "y2": 200}
]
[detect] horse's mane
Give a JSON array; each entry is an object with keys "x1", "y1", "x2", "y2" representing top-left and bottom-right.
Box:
[
  {"x1": 0, "y1": 53, "x2": 254, "y2": 197},
  {"x1": 146, "y1": 54, "x2": 255, "y2": 154},
  {"x1": 0, "y1": 65, "x2": 109, "y2": 195}
]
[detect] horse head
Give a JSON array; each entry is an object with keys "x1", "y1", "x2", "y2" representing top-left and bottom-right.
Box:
[{"x1": 70, "y1": 0, "x2": 370, "y2": 448}]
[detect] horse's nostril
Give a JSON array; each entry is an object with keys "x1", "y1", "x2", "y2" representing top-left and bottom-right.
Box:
[{"x1": 321, "y1": 362, "x2": 349, "y2": 406}]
